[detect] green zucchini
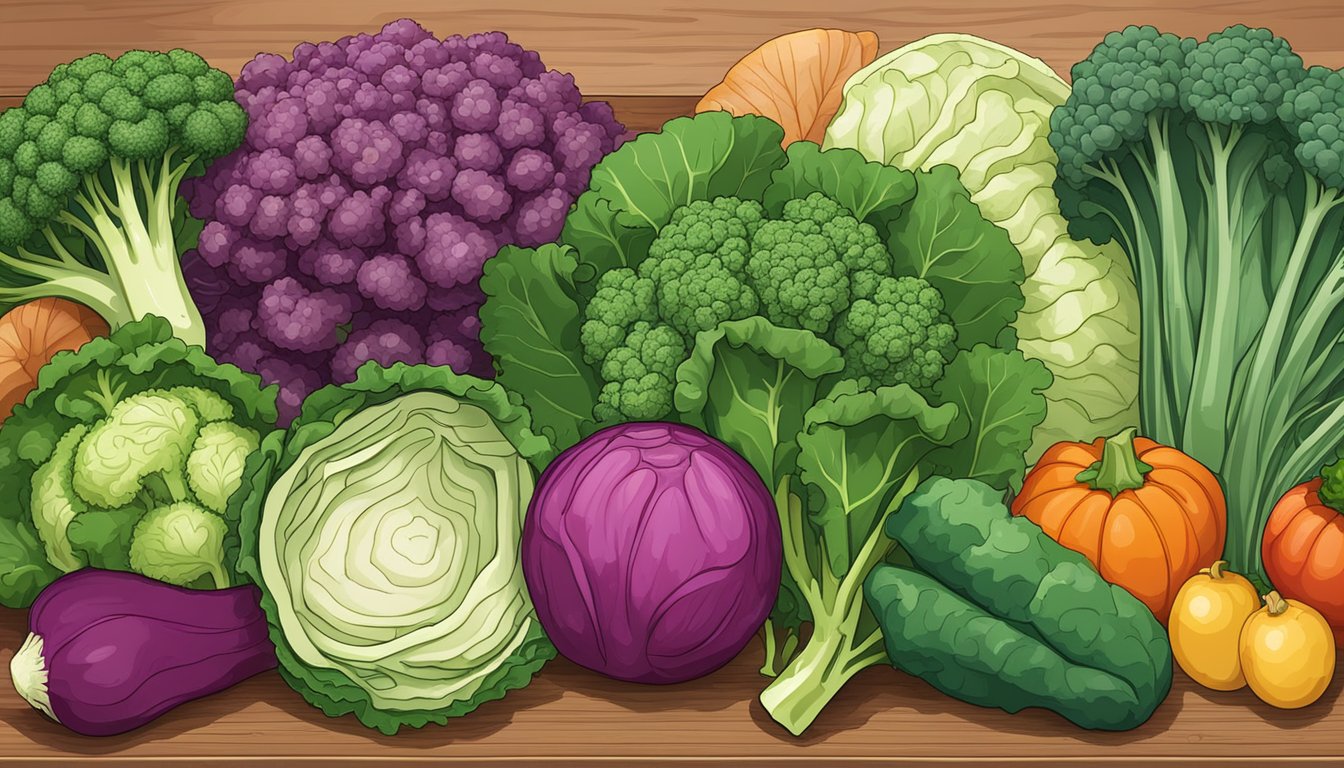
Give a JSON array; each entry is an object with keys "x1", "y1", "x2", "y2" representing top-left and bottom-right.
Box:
[{"x1": 865, "y1": 477, "x2": 1172, "y2": 730}]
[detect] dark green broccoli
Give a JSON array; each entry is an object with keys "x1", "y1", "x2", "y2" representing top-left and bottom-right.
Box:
[
  {"x1": 835, "y1": 276, "x2": 957, "y2": 390},
  {"x1": 0, "y1": 50, "x2": 246, "y2": 346},
  {"x1": 1049, "y1": 23, "x2": 1344, "y2": 582},
  {"x1": 578, "y1": 190, "x2": 962, "y2": 422}
]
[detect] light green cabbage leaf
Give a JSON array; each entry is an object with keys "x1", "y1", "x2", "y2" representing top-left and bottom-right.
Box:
[
  {"x1": 823, "y1": 34, "x2": 1140, "y2": 458},
  {"x1": 235, "y1": 364, "x2": 555, "y2": 735}
]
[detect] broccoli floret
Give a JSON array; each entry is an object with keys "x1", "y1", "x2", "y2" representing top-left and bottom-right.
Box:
[
  {"x1": 128, "y1": 501, "x2": 230, "y2": 589},
  {"x1": 167, "y1": 385, "x2": 235, "y2": 423},
  {"x1": 0, "y1": 49, "x2": 246, "y2": 346},
  {"x1": 186, "y1": 422, "x2": 260, "y2": 514},
  {"x1": 29, "y1": 424, "x2": 90, "y2": 572},
  {"x1": 835, "y1": 276, "x2": 957, "y2": 390},
  {"x1": 71, "y1": 390, "x2": 199, "y2": 509},
  {"x1": 595, "y1": 322, "x2": 686, "y2": 421},
  {"x1": 580, "y1": 268, "x2": 657, "y2": 364},
  {"x1": 639, "y1": 197, "x2": 763, "y2": 338}
]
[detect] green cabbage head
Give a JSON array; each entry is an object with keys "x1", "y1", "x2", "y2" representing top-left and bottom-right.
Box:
[
  {"x1": 235, "y1": 364, "x2": 555, "y2": 734},
  {"x1": 823, "y1": 34, "x2": 1140, "y2": 459}
]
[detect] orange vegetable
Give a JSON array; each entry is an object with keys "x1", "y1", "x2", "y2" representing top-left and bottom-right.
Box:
[
  {"x1": 696, "y1": 28, "x2": 880, "y2": 147},
  {"x1": 1240, "y1": 591, "x2": 1335, "y2": 709},
  {"x1": 0, "y1": 298, "x2": 108, "y2": 422},
  {"x1": 1263, "y1": 475, "x2": 1344, "y2": 645},
  {"x1": 1011, "y1": 427, "x2": 1226, "y2": 623}
]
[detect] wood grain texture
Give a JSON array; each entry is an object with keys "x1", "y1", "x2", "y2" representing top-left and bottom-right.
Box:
[
  {"x1": 2, "y1": 1, "x2": 1344, "y2": 99},
  {"x1": 1, "y1": 608, "x2": 1341, "y2": 766}
]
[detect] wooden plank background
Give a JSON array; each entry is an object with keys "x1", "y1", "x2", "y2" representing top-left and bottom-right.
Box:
[{"x1": 2, "y1": 1, "x2": 1344, "y2": 130}]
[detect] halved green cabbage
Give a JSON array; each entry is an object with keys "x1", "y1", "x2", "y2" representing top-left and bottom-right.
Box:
[
  {"x1": 235, "y1": 364, "x2": 554, "y2": 734},
  {"x1": 823, "y1": 34, "x2": 1140, "y2": 458}
]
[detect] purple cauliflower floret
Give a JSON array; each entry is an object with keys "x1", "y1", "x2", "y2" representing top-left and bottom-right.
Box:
[
  {"x1": 181, "y1": 18, "x2": 624, "y2": 423},
  {"x1": 332, "y1": 319, "x2": 426, "y2": 382}
]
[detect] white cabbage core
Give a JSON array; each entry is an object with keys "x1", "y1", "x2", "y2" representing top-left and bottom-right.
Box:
[{"x1": 259, "y1": 391, "x2": 536, "y2": 711}]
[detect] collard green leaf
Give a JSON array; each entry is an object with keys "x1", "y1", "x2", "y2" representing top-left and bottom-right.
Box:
[
  {"x1": 762, "y1": 141, "x2": 916, "y2": 234},
  {"x1": 932, "y1": 345, "x2": 1052, "y2": 491},
  {"x1": 797, "y1": 383, "x2": 964, "y2": 578},
  {"x1": 560, "y1": 112, "x2": 788, "y2": 281},
  {"x1": 889, "y1": 166, "x2": 1026, "y2": 348},
  {"x1": 480, "y1": 244, "x2": 600, "y2": 453},
  {"x1": 674, "y1": 317, "x2": 844, "y2": 489}
]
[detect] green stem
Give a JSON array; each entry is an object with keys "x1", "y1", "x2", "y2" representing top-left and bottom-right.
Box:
[
  {"x1": 758, "y1": 609, "x2": 886, "y2": 736},
  {"x1": 1075, "y1": 428, "x2": 1152, "y2": 495},
  {"x1": 1320, "y1": 458, "x2": 1344, "y2": 512},
  {"x1": 1148, "y1": 114, "x2": 1196, "y2": 447}
]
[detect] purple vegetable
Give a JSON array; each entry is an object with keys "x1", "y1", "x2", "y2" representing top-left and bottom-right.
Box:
[
  {"x1": 9, "y1": 570, "x2": 277, "y2": 736},
  {"x1": 180, "y1": 18, "x2": 627, "y2": 424},
  {"x1": 522, "y1": 423, "x2": 782, "y2": 684}
]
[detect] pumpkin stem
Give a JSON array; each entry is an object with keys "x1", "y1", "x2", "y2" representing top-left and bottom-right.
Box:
[
  {"x1": 1319, "y1": 456, "x2": 1344, "y2": 512},
  {"x1": 1208, "y1": 560, "x2": 1228, "y2": 580},
  {"x1": 1264, "y1": 590, "x2": 1290, "y2": 617},
  {"x1": 1075, "y1": 427, "x2": 1153, "y2": 496}
]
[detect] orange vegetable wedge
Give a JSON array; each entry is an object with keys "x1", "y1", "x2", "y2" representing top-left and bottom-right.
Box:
[
  {"x1": 697, "y1": 28, "x2": 880, "y2": 147},
  {"x1": 0, "y1": 298, "x2": 108, "y2": 423}
]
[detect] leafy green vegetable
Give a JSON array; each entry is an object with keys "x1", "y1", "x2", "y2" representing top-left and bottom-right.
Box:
[
  {"x1": 0, "y1": 316, "x2": 277, "y2": 607},
  {"x1": 868, "y1": 477, "x2": 1172, "y2": 730},
  {"x1": 825, "y1": 33, "x2": 1141, "y2": 459},
  {"x1": 234, "y1": 363, "x2": 555, "y2": 735},
  {"x1": 1048, "y1": 25, "x2": 1344, "y2": 581},
  {"x1": 481, "y1": 112, "x2": 1051, "y2": 735}
]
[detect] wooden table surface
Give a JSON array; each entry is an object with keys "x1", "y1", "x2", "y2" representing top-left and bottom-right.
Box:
[
  {"x1": 4, "y1": 1, "x2": 1344, "y2": 764},
  {"x1": 1, "y1": 608, "x2": 1342, "y2": 767}
]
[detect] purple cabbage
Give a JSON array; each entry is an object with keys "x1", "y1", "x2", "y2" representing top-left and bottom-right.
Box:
[{"x1": 522, "y1": 423, "x2": 782, "y2": 684}]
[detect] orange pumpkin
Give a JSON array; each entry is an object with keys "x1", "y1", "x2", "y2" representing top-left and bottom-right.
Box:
[
  {"x1": 0, "y1": 298, "x2": 108, "y2": 423},
  {"x1": 1011, "y1": 428, "x2": 1226, "y2": 623},
  {"x1": 1263, "y1": 477, "x2": 1344, "y2": 646}
]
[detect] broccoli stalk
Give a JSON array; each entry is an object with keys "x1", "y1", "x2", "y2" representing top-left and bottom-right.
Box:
[
  {"x1": 0, "y1": 50, "x2": 246, "y2": 347},
  {"x1": 1050, "y1": 25, "x2": 1344, "y2": 581},
  {"x1": 758, "y1": 470, "x2": 922, "y2": 734}
]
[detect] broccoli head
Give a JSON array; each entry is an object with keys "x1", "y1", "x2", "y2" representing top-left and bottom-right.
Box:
[
  {"x1": 0, "y1": 49, "x2": 246, "y2": 346},
  {"x1": 835, "y1": 276, "x2": 957, "y2": 390}
]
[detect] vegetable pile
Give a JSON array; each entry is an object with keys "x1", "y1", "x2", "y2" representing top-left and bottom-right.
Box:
[{"x1": 3, "y1": 15, "x2": 1344, "y2": 746}]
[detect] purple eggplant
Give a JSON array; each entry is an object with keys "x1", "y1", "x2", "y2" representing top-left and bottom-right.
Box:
[{"x1": 8, "y1": 569, "x2": 277, "y2": 736}]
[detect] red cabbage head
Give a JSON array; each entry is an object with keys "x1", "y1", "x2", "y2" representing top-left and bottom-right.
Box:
[{"x1": 522, "y1": 422, "x2": 781, "y2": 684}]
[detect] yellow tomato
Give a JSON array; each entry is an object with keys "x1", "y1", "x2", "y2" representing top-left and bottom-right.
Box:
[
  {"x1": 1240, "y1": 591, "x2": 1336, "y2": 709},
  {"x1": 1169, "y1": 561, "x2": 1260, "y2": 690}
]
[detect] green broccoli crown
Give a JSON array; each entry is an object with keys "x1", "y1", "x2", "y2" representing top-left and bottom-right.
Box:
[
  {"x1": 1049, "y1": 25, "x2": 1196, "y2": 189},
  {"x1": 595, "y1": 321, "x2": 686, "y2": 421},
  {"x1": 639, "y1": 197, "x2": 764, "y2": 338},
  {"x1": 580, "y1": 267, "x2": 657, "y2": 364},
  {"x1": 1280, "y1": 66, "x2": 1344, "y2": 190},
  {"x1": 746, "y1": 193, "x2": 888, "y2": 332},
  {"x1": 0, "y1": 48, "x2": 245, "y2": 246},
  {"x1": 1182, "y1": 26, "x2": 1304, "y2": 126},
  {"x1": 835, "y1": 275, "x2": 958, "y2": 391}
]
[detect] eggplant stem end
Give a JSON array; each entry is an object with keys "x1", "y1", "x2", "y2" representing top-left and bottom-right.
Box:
[{"x1": 10, "y1": 632, "x2": 56, "y2": 723}]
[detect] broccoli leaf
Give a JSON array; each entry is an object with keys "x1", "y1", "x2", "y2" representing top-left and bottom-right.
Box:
[
  {"x1": 0, "y1": 517, "x2": 59, "y2": 607},
  {"x1": 561, "y1": 112, "x2": 787, "y2": 281},
  {"x1": 674, "y1": 317, "x2": 845, "y2": 489},
  {"x1": 67, "y1": 508, "x2": 140, "y2": 571},
  {"x1": 481, "y1": 244, "x2": 601, "y2": 453},
  {"x1": 889, "y1": 166, "x2": 1026, "y2": 348},
  {"x1": 762, "y1": 141, "x2": 917, "y2": 232},
  {"x1": 932, "y1": 345, "x2": 1053, "y2": 491},
  {"x1": 797, "y1": 383, "x2": 965, "y2": 579}
]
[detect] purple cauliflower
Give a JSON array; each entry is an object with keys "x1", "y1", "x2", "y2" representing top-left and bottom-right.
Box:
[{"x1": 182, "y1": 18, "x2": 625, "y2": 422}]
